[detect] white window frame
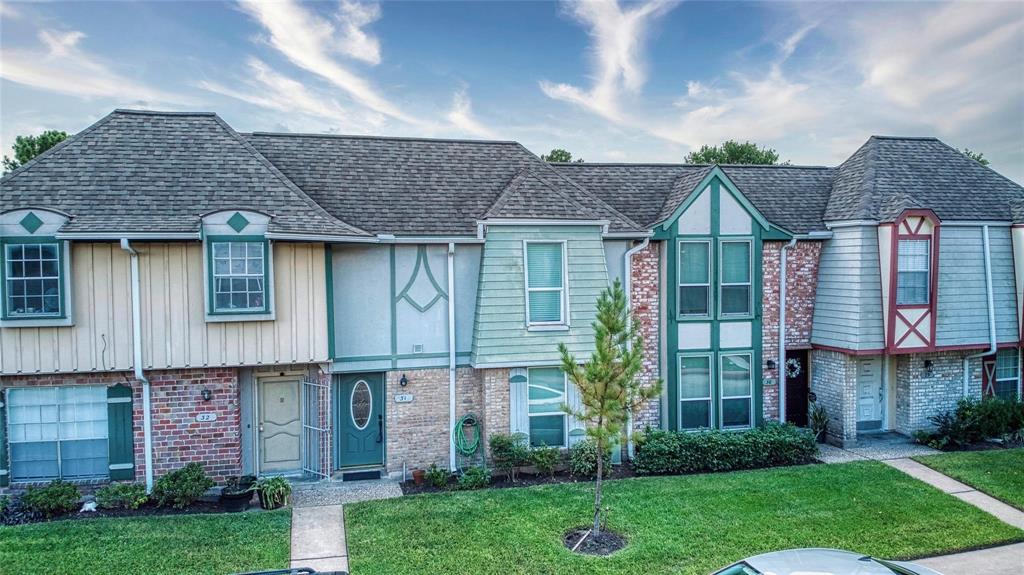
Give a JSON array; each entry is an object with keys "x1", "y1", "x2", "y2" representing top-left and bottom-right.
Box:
[
  {"x1": 896, "y1": 239, "x2": 930, "y2": 305},
  {"x1": 677, "y1": 240, "x2": 712, "y2": 318},
  {"x1": 719, "y1": 352, "x2": 754, "y2": 430},
  {"x1": 526, "y1": 367, "x2": 568, "y2": 448},
  {"x1": 678, "y1": 352, "x2": 714, "y2": 431},
  {"x1": 202, "y1": 237, "x2": 275, "y2": 322},
  {"x1": 994, "y1": 349, "x2": 1021, "y2": 400},
  {"x1": 718, "y1": 239, "x2": 753, "y2": 318},
  {"x1": 523, "y1": 240, "x2": 569, "y2": 328}
]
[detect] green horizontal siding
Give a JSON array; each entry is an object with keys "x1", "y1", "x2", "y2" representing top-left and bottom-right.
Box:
[{"x1": 472, "y1": 225, "x2": 609, "y2": 366}]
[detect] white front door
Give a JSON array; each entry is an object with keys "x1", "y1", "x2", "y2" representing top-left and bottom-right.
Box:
[{"x1": 856, "y1": 357, "x2": 883, "y2": 430}]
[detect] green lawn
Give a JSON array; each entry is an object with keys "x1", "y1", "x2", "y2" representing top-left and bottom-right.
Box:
[
  {"x1": 0, "y1": 509, "x2": 291, "y2": 575},
  {"x1": 345, "y1": 461, "x2": 1024, "y2": 575},
  {"x1": 915, "y1": 448, "x2": 1024, "y2": 510}
]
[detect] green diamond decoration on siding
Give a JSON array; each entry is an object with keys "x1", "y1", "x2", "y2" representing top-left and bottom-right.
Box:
[
  {"x1": 227, "y1": 212, "x2": 250, "y2": 233},
  {"x1": 19, "y1": 212, "x2": 43, "y2": 234}
]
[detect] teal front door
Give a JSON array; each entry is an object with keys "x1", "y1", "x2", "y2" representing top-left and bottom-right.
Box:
[{"x1": 335, "y1": 373, "x2": 384, "y2": 468}]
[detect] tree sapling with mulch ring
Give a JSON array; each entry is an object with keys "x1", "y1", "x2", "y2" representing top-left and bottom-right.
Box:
[{"x1": 564, "y1": 526, "x2": 627, "y2": 556}]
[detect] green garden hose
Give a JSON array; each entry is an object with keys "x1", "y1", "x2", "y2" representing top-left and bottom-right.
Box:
[{"x1": 454, "y1": 413, "x2": 484, "y2": 473}]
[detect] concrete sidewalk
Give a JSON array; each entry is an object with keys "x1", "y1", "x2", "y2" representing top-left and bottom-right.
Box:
[
  {"x1": 884, "y1": 458, "x2": 1024, "y2": 530},
  {"x1": 290, "y1": 504, "x2": 348, "y2": 573},
  {"x1": 915, "y1": 543, "x2": 1024, "y2": 575}
]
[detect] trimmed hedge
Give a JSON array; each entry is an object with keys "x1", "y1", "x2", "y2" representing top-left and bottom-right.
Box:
[{"x1": 634, "y1": 423, "x2": 818, "y2": 476}]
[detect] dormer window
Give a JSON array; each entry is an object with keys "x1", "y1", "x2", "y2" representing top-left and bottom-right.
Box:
[{"x1": 897, "y1": 239, "x2": 930, "y2": 305}]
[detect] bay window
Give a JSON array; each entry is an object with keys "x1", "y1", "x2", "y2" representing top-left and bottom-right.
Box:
[{"x1": 897, "y1": 239, "x2": 930, "y2": 305}]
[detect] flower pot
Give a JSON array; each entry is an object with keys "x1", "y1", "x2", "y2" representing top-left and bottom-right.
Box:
[
  {"x1": 220, "y1": 490, "x2": 252, "y2": 513},
  {"x1": 412, "y1": 469, "x2": 426, "y2": 485}
]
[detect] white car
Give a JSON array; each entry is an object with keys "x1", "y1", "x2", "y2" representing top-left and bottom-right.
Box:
[{"x1": 713, "y1": 548, "x2": 944, "y2": 575}]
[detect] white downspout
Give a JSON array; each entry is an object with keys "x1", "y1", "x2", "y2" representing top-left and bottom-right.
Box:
[
  {"x1": 120, "y1": 239, "x2": 154, "y2": 492},
  {"x1": 778, "y1": 238, "x2": 797, "y2": 423},
  {"x1": 963, "y1": 225, "x2": 997, "y2": 396},
  {"x1": 623, "y1": 236, "x2": 650, "y2": 458},
  {"x1": 447, "y1": 242, "x2": 457, "y2": 472}
]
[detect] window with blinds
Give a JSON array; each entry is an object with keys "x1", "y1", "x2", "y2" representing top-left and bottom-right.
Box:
[
  {"x1": 525, "y1": 242, "x2": 566, "y2": 325},
  {"x1": 720, "y1": 240, "x2": 752, "y2": 316},
  {"x1": 995, "y1": 349, "x2": 1021, "y2": 400},
  {"x1": 897, "y1": 239, "x2": 930, "y2": 305},
  {"x1": 527, "y1": 367, "x2": 567, "y2": 447},
  {"x1": 678, "y1": 241, "x2": 711, "y2": 317}
]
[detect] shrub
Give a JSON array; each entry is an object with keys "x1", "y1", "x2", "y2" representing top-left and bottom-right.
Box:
[
  {"x1": 95, "y1": 482, "x2": 148, "y2": 510},
  {"x1": 424, "y1": 463, "x2": 450, "y2": 489},
  {"x1": 255, "y1": 476, "x2": 292, "y2": 509},
  {"x1": 457, "y1": 465, "x2": 490, "y2": 490},
  {"x1": 489, "y1": 432, "x2": 531, "y2": 482},
  {"x1": 152, "y1": 463, "x2": 214, "y2": 509},
  {"x1": 569, "y1": 438, "x2": 612, "y2": 478},
  {"x1": 914, "y1": 397, "x2": 1024, "y2": 450},
  {"x1": 0, "y1": 495, "x2": 9, "y2": 515},
  {"x1": 21, "y1": 480, "x2": 81, "y2": 518},
  {"x1": 809, "y1": 402, "x2": 829, "y2": 442},
  {"x1": 531, "y1": 444, "x2": 560, "y2": 477},
  {"x1": 633, "y1": 423, "x2": 818, "y2": 476}
]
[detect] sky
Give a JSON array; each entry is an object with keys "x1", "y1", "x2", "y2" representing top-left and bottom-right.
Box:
[{"x1": 1, "y1": 0, "x2": 1022, "y2": 182}]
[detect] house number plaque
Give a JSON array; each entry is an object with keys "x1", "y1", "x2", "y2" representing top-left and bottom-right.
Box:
[
  {"x1": 394, "y1": 394, "x2": 414, "y2": 403},
  {"x1": 196, "y1": 413, "x2": 218, "y2": 422}
]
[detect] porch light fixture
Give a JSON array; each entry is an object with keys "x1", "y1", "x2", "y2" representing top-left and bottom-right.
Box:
[
  {"x1": 400, "y1": 374, "x2": 409, "y2": 387},
  {"x1": 201, "y1": 388, "x2": 212, "y2": 402},
  {"x1": 924, "y1": 360, "x2": 934, "y2": 376},
  {"x1": 766, "y1": 359, "x2": 777, "y2": 371}
]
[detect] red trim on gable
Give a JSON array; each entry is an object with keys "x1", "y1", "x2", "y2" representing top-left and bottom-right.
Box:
[
  {"x1": 887, "y1": 209, "x2": 941, "y2": 354},
  {"x1": 813, "y1": 341, "x2": 1020, "y2": 357}
]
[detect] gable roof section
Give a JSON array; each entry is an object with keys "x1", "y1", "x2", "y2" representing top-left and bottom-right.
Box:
[
  {"x1": 826, "y1": 136, "x2": 1024, "y2": 223},
  {"x1": 0, "y1": 110, "x2": 367, "y2": 237},
  {"x1": 483, "y1": 168, "x2": 603, "y2": 221}
]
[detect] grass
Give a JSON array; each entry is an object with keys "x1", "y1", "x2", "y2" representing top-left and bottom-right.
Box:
[
  {"x1": 345, "y1": 461, "x2": 1024, "y2": 575},
  {"x1": 0, "y1": 509, "x2": 291, "y2": 575},
  {"x1": 914, "y1": 448, "x2": 1024, "y2": 510}
]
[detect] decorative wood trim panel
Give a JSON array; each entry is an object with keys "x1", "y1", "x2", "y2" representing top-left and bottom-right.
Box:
[{"x1": 886, "y1": 209, "x2": 940, "y2": 354}]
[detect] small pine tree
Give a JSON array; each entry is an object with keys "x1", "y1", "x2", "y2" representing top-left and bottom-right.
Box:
[{"x1": 558, "y1": 279, "x2": 662, "y2": 534}]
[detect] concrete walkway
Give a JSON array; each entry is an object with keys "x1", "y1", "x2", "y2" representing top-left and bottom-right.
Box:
[
  {"x1": 884, "y1": 458, "x2": 1024, "y2": 530},
  {"x1": 290, "y1": 504, "x2": 348, "y2": 573},
  {"x1": 915, "y1": 542, "x2": 1024, "y2": 575}
]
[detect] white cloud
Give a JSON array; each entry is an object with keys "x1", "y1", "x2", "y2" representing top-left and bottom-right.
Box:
[
  {"x1": 336, "y1": 0, "x2": 382, "y2": 65},
  {"x1": 539, "y1": 0, "x2": 677, "y2": 121},
  {"x1": 237, "y1": 0, "x2": 420, "y2": 125},
  {"x1": 446, "y1": 87, "x2": 497, "y2": 138},
  {"x1": 0, "y1": 29, "x2": 189, "y2": 105}
]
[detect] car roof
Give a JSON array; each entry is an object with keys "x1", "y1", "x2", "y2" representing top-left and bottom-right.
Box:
[{"x1": 744, "y1": 548, "x2": 905, "y2": 575}]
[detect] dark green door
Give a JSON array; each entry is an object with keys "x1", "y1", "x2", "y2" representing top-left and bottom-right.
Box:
[{"x1": 335, "y1": 373, "x2": 384, "y2": 468}]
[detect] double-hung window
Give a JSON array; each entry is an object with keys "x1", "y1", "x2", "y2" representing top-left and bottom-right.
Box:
[
  {"x1": 994, "y1": 349, "x2": 1021, "y2": 400},
  {"x1": 3, "y1": 241, "x2": 64, "y2": 319},
  {"x1": 209, "y1": 240, "x2": 269, "y2": 314},
  {"x1": 720, "y1": 240, "x2": 752, "y2": 316},
  {"x1": 720, "y1": 353, "x2": 753, "y2": 429},
  {"x1": 525, "y1": 242, "x2": 566, "y2": 325},
  {"x1": 527, "y1": 367, "x2": 567, "y2": 447},
  {"x1": 7, "y1": 386, "x2": 108, "y2": 482},
  {"x1": 679, "y1": 354, "x2": 713, "y2": 430},
  {"x1": 897, "y1": 239, "x2": 930, "y2": 305},
  {"x1": 678, "y1": 241, "x2": 711, "y2": 317}
]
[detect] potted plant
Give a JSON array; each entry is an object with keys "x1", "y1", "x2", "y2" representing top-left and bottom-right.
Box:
[
  {"x1": 255, "y1": 476, "x2": 292, "y2": 510},
  {"x1": 412, "y1": 469, "x2": 426, "y2": 485},
  {"x1": 809, "y1": 402, "x2": 829, "y2": 443},
  {"x1": 220, "y1": 476, "x2": 254, "y2": 512}
]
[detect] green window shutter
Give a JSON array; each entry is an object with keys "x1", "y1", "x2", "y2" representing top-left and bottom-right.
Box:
[
  {"x1": 526, "y1": 243, "x2": 563, "y2": 288},
  {"x1": 106, "y1": 384, "x2": 134, "y2": 481},
  {"x1": 0, "y1": 389, "x2": 8, "y2": 487}
]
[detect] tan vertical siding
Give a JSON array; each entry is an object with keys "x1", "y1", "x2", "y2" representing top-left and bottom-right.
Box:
[{"x1": 0, "y1": 241, "x2": 329, "y2": 374}]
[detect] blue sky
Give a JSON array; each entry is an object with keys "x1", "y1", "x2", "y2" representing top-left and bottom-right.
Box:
[{"x1": 1, "y1": 0, "x2": 1022, "y2": 181}]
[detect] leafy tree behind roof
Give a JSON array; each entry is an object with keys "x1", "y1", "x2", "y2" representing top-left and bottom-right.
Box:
[
  {"x1": 685, "y1": 140, "x2": 784, "y2": 165},
  {"x1": 961, "y1": 148, "x2": 989, "y2": 166},
  {"x1": 541, "y1": 148, "x2": 584, "y2": 163},
  {"x1": 3, "y1": 130, "x2": 69, "y2": 174}
]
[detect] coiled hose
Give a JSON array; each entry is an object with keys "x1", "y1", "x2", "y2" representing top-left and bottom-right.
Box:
[{"x1": 453, "y1": 413, "x2": 483, "y2": 472}]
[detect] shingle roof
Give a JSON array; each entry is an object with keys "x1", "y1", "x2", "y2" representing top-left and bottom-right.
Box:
[
  {"x1": 0, "y1": 110, "x2": 367, "y2": 237},
  {"x1": 827, "y1": 136, "x2": 1024, "y2": 222},
  {"x1": 246, "y1": 132, "x2": 642, "y2": 235}
]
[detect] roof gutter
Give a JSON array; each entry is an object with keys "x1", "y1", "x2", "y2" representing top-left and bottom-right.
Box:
[
  {"x1": 963, "y1": 225, "x2": 997, "y2": 397},
  {"x1": 623, "y1": 236, "x2": 651, "y2": 459},
  {"x1": 57, "y1": 232, "x2": 201, "y2": 241},
  {"x1": 120, "y1": 239, "x2": 154, "y2": 493}
]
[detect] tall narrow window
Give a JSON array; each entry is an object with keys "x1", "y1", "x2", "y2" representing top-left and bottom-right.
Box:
[
  {"x1": 525, "y1": 242, "x2": 566, "y2": 325},
  {"x1": 678, "y1": 241, "x2": 711, "y2": 317},
  {"x1": 995, "y1": 349, "x2": 1021, "y2": 400},
  {"x1": 7, "y1": 386, "x2": 108, "y2": 482},
  {"x1": 720, "y1": 353, "x2": 753, "y2": 429},
  {"x1": 720, "y1": 241, "x2": 751, "y2": 316},
  {"x1": 210, "y1": 240, "x2": 268, "y2": 313},
  {"x1": 527, "y1": 367, "x2": 566, "y2": 447},
  {"x1": 897, "y1": 239, "x2": 930, "y2": 305},
  {"x1": 679, "y1": 355, "x2": 713, "y2": 429},
  {"x1": 3, "y1": 242, "x2": 63, "y2": 318}
]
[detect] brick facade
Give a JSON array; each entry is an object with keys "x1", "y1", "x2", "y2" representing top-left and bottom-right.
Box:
[
  {"x1": 809, "y1": 349, "x2": 859, "y2": 446},
  {"x1": 762, "y1": 240, "x2": 822, "y2": 421},
  {"x1": 629, "y1": 241, "x2": 661, "y2": 432},
  {"x1": 894, "y1": 351, "x2": 982, "y2": 434}
]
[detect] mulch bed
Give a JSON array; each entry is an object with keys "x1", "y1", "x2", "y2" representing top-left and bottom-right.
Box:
[
  {"x1": 400, "y1": 464, "x2": 636, "y2": 495},
  {"x1": 1, "y1": 495, "x2": 267, "y2": 527},
  {"x1": 563, "y1": 527, "x2": 626, "y2": 556}
]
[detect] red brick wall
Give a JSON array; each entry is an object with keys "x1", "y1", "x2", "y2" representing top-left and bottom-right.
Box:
[
  {"x1": 761, "y1": 240, "x2": 823, "y2": 421},
  {"x1": 630, "y1": 241, "x2": 661, "y2": 431}
]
